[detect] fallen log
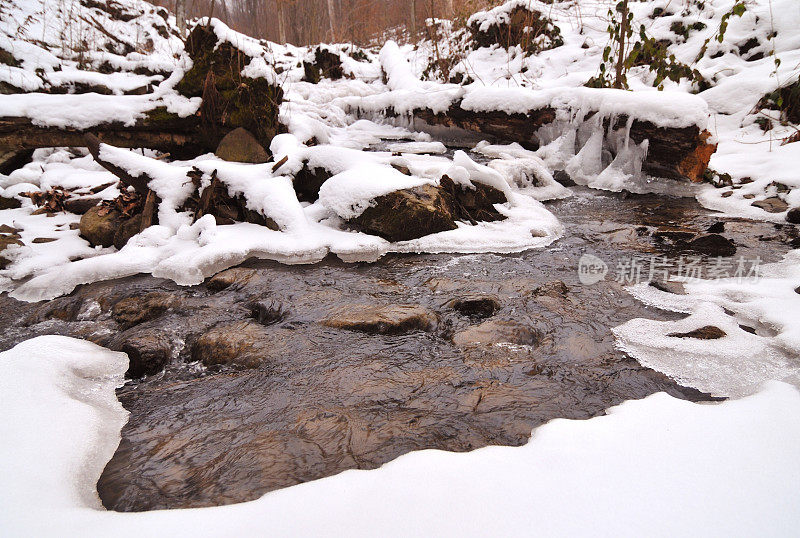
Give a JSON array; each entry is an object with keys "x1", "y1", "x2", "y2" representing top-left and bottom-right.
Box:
[
  {"x1": 409, "y1": 101, "x2": 715, "y2": 182},
  {"x1": 0, "y1": 114, "x2": 207, "y2": 156}
]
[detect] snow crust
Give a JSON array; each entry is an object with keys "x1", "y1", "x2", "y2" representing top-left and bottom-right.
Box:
[{"x1": 2, "y1": 336, "x2": 799, "y2": 537}]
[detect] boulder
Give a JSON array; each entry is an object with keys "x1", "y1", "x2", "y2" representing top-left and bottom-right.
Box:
[
  {"x1": 452, "y1": 319, "x2": 542, "y2": 347},
  {"x1": 322, "y1": 304, "x2": 438, "y2": 334},
  {"x1": 786, "y1": 207, "x2": 800, "y2": 224},
  {"x1": 215, "y1": 128, "x2": 269, "y2": 164},
  {"x1": 350, "y1": 184, "x2": 458, "y2": 242},
  {"x1": 79, "y1": 206, "x2": 123, "y2": 247},
  {"x1": 113, "y1": 214, "x2": 143, "y2": 249},
  {"x1": 207, "y1": 267, "x2": 258, "y2": 291},
  {"x1": 667, "y1": 326, "x2": 726, "y2": 339},
  {"x1": 448, "y1": 295, "x2": 501, "y2": 318},
  {"x1": 440, "y1": 175, "x2": 507, "y2": 223},
  {"x1": 751, "y1": 197, "x2": 788, "y2": 213},
  {"x1": 293, "y1": 164, "x2": 333, "y2": 202},
  {"x1": 121, "y1": 329, "x2": 173, "y2": 377},
  {"x1": 112, "y1": 292, "x2": 179, "y2": 328},
  {"x1": 191, "y1": 320, "x2": 266, "y2": 368},
  {"x1": 683, "y1": 234, "x2": 736, "y2": 257}
]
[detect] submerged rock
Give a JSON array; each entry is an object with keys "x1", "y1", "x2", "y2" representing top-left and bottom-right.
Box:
[
  {"x1": 448, "y1": 295, "x2": 501, "y2": 318},
  {"x1": 112, "y1": 292, "x2": 179, "y2": 328},
  {"x1": 121, "y1": 330, "x2": 173, "y2": 378},
  {"x1": 215, "y1": 128, "x2": 269, "y2": 164},
  {"x1": 322, "y1": 304, "x2": 438, "y2": 334},
  {"x1": 191, "y1": 320, "x2": 267, "y2": 369},
  {"x1": 452, "y1": 320, "x2": 542, "y2": 347},
  {"x1": 79, "y1": 206, "x2": 123, "y2": 248},
  {"x1": 667, "y1": 326, "x2": 727, "y2": 339}
]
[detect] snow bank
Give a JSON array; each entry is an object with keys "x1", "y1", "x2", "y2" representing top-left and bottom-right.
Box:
[{"x1": 2, "y1": 335, "x2": 799, "y2": 537}]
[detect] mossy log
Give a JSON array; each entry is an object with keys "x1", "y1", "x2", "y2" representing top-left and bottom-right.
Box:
[{"x1": 0, "y1": 24, "x2": 283, "y2": 156}]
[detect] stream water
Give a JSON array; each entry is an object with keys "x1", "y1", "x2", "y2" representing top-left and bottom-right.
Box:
[{"x1": 0, "y1": 185, "x2": 795, "y2": 511}]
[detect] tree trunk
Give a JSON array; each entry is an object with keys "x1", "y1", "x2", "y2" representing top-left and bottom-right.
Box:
[
  {"x1": 326, "y1": 0, "x2": 336, "y2": 42},
  {"x1": 613, "y1": 0, "x2": 628, "y2": 89},
  {"x1": 410, "y1": 0, "x2": 417, "y2": 39},
  {"x1": 176, "y1": 0, "x2": 187, "y2": 35},
  {"x1": 277, "y1": 0, "x2": 287, "y2": 43}
]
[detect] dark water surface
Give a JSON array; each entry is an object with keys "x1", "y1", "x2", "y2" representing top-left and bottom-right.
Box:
[{"x1": 0, "y1": 187, "x2": 795, "y2": 511}]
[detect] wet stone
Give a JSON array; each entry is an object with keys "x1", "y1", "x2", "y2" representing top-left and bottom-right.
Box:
[
  {"x1": 120, "y1": 329, "x2": 174, "y2": 378},
  {"x1": 448, "y1": 295, "x2": 501, "y2": 318},
  {"x1": 452, "y1": 319, "x2": 542, "y2": 347},
  {"x1": 667, "y1": 326, "x2": 727, "y2": 339},
  {"x1": 191, "y1": 321, "x2": 271, "y2": 369},
  {"x1": 322, "y1": 304, "x2": 438, "y2": 334},
  {"x1": 786, "y1": 207, "x2": 800, "y2": 224},
  {"x1": 112, "y1": 292, "x2": 179, "y2": 328},
  {"x1": 649, "y1": 280, "x2": 687, "y2": 295},
  {"x1": 207, "y1": 267, "x2": 258, "y2": 291},
  {"x1": 683, "y1": 234, "x2": 737, "y2": 257}
]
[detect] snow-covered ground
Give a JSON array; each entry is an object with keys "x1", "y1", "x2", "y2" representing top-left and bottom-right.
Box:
[{"x1": 2, "y1": 335, "x2": 799, "y2": 537}]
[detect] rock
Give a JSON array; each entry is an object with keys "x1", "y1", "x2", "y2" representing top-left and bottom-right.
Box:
[
  {"x1": 649, "y1": 280, "x2": 686, "y2": 295},
  {"x1": 191, "y1": 321, "x2": 266, "y2": 368},
  {"x1": 452, "y1": 319, "x2": 542, "y2": 347},
  {"x1": 739, "y1": 325, "x2": 757, "y2": 334},
  {"x1": 112, "y1": 292, "x2": 179, "y2": 327},
  {"x1": 707, "y1": 222, "x2": 725, "y2": 234},
  {"x1": 0, "y1": 224, "x2": 20, "y2": 233},
  {"x1": 79, "y1": 206, "x2": 123, "y2": 247},
  {"x1": 751, "y1": 197, "x2": 788, "y2": 213},
  {"x1": 31, "y1": 237, "x2": 57, "y2": 243},
  {"x1": 248, "y1": 299, "x2": 286, "y2": 325},
  {"x1": 652, "y1": 226, "x2": 696, "y2": 240},
  {"x1": 684, "y1": 234, "x2": 736, "y2": 257},
  {"x1": 121, "y1": 330, "x2": 173, "y2": 377},
  {"x1": 350, "y1": 184, "x2": 458, "y2": 242},
  {"x1": 0, "y1": 233, "x2": 24, "y2": 269},
  {"x1": 322, "y1": 304, "x2": 438, "y2": 334},
  {"x1": 448, "y1": 295, "x2": 501, "y2": 318},
  {"x1": 786, "y1": 207, "x2": 800, "y2": 224},
  {"x1": 552, "y1": 170, "x2": 576, "y2": 187},
  {"x1": 0, "y1": 195, "x2": 21, "y2": 210},
  {"x1": 440, "y1": 175, "x2": 507, "y2": 223},
  {"x1": 113, "y1": 214, "x2": 143, "y2": 249},
  {"x1": 795, "y1": 286, "x2": 800, "y2": 295},
  {"x1": 63, "y1": 196, "x2": 100, "y2": 215},
  {"x1": 214, "y1": 128, "x2": 269, "y2": 164},
  {"x1": 207, "y1": 267, "x2": 258, "y2": 291},
  {"x1": 23, "y1": 296, "x2": 84, "y2": 325},
  {"x1": 293, "y1": 164, "x2": 332, "y2": 202},
  {"x1": 533, "y1": 280, "x2": 569, "y2": 298},
  {"x1": 667, "y1": 326, "x2": 726, "y2": 339}
]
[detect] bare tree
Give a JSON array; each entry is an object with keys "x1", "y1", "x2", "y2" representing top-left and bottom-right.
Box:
[
  {"x1": 326, "y1": 0, "x2": 336, "y2": 41},
  {"x1": 175, "y1": 0, "x2": 187, "y2": 34}
]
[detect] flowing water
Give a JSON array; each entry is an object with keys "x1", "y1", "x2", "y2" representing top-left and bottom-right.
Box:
[{"x1": 0, "y1": 186, "x2": 795, "y2": 511}]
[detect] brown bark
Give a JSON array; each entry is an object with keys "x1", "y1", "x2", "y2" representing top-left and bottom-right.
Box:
[
  {"x1": 85, "y1": 133, "x2": 153, "y2": 196},
  {"x1": 0, "y1": 116, "x2": 209, "y2": 156}
]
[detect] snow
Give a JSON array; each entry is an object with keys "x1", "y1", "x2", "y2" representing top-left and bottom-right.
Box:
[
  {"x1": 2, "y1": 335, "x2": 800, "y2": 537},
  {"x1": 615, "y1": 250, "x2": 800, "y2": 398}
]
